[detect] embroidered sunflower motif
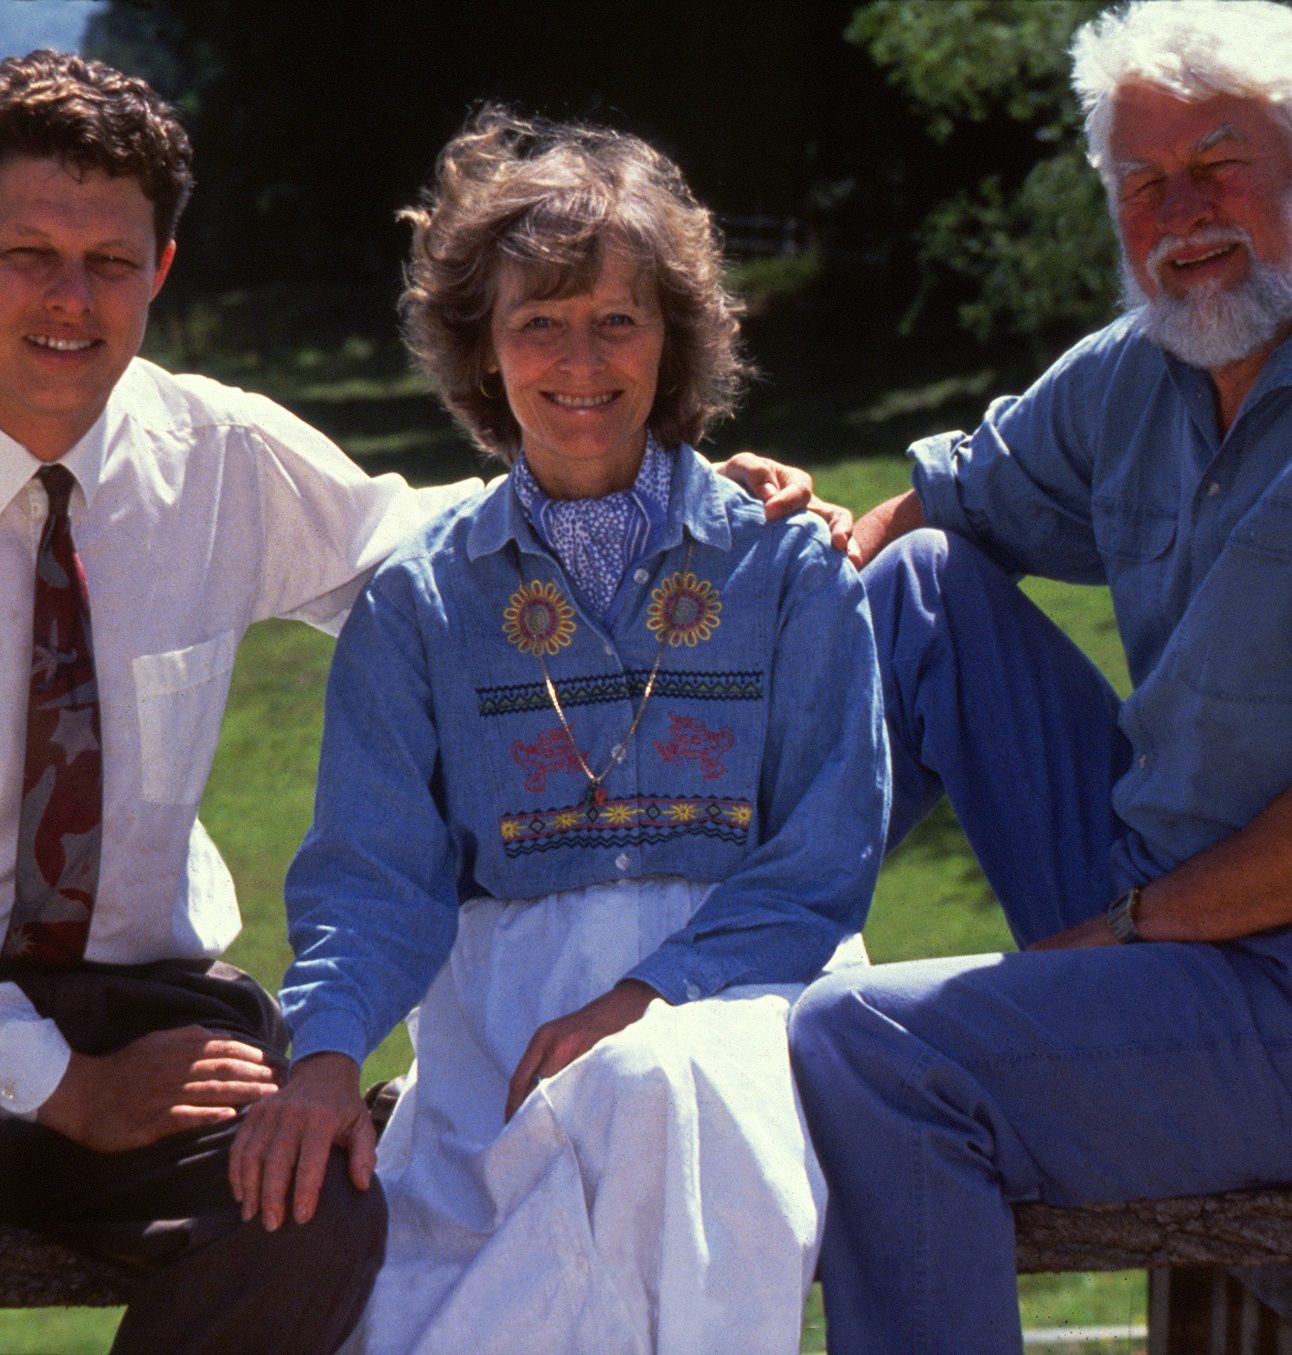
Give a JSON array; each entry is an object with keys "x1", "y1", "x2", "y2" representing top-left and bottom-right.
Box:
[
  {"x1": 729, "y1": 803, "x2": 753, "y2": 827},
  {"x1": 500, "y1": 819, "x2": 523, "y2": 841},
  {"x1": 647, "y1": 571, "x2": 721, "y2": 648},
  {"x1": 666, "y1": 801, "x2": 699, "y2": 822},
  {"x1": 604, "y1": 801, "x2": 636, "y2": 825},
  {"x1": 504, "y1": 580, "x2": 576, "y2": 656}
]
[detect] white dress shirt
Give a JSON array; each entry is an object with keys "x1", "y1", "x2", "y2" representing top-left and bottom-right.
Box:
[{"x1": 0, "y1": 357, "x2": 480, "y2": 1115}]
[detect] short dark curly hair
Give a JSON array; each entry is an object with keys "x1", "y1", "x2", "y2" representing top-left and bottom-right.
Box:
[
  {"x1": 399, "y1": 106, "x2": 750, "y2": 462},
  {"x1": 0, "y1": 49, "x2": 193, "y2": 258}
]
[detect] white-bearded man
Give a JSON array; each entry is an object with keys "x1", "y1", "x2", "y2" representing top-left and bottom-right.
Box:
[{"x1": 790, "y1": 3, "x2": 1292, "y2": 1351}]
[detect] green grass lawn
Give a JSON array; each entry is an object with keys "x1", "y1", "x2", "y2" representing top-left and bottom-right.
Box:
[{"x1": 2, "y1": 372, "x2": 1145, "y2": 1353}]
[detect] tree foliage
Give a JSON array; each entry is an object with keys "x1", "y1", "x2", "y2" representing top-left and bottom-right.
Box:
[{"x1": 848, "y1": 0, "x2": 1118, "y2": 348}]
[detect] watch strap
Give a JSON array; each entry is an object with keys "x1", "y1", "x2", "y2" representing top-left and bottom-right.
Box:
[{"x1": 1106, "y1": 885, "x2": 1143, "y2": 943}]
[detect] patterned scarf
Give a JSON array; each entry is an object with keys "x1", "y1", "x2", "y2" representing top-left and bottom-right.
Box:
[{"x1": 513, "y1": 434, "x2": 672, "y2": 619}]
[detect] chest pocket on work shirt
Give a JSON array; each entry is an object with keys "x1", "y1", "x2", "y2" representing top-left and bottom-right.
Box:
[
  {"x1": 1091, "y1": 498, "x2": 1176, "y2": 629},
  {"x1": 1230, "y1": 488, "x2": 1292, "y2": 561},
  {"x1": 1091, "y1": 498, "x2": 1177, "y2": 564},
  {"x1": 133, "y1": 631, "x2": 238, "y2": 805},
  {"x1": 1172, "y1": 490, "x2": 1292, "y2": 703}
]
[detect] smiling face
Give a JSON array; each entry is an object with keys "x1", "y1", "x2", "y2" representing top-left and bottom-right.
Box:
[
  {"x1": 487, "y1": 250, "x2": 665, "y2": 500},
  {"x1": 1112, "y1": 84, "x2": 1292, "y2": 303},
  {"x1": 0, "y1": 155, "x2": 173, "y2": 461}
]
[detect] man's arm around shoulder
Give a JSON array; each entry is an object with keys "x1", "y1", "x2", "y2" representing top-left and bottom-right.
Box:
[{"x1": 851, "y1": 490, "x2": 928, "y2": 569}]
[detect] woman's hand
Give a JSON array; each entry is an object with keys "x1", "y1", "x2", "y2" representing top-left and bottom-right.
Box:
[
  {"x1": 505, "y1": 979, "x2": 664, "y2": 1121},
  {"x1": 229, "y1": 1051, "x2": 375, "y2": 1231}
]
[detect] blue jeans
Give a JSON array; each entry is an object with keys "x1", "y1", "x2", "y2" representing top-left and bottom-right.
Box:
[{"x1": 790, "y1": 530, "x2": 1292, "y2": 1354}]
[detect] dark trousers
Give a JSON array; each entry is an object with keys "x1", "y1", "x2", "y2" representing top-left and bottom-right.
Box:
[{"x1": 0, "y1": 959, "x2": 386, "y2": 1355}]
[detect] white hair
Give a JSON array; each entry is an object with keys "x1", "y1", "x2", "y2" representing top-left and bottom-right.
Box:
[{"x1": 1072, "y1": 0, "x2": 1292, "y2": 184}]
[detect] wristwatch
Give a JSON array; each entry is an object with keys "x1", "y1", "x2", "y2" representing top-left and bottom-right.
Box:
[{"x1": 1106, "y1": 885, "x2": 1143, "y2": 943}]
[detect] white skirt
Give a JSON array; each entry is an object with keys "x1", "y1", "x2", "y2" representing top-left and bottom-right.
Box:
[{"x1": 345, "y1": 877, "x2": 866, "y2": 1355}]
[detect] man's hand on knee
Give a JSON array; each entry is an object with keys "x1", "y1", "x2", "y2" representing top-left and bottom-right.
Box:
[
  {"x1": 36, "y1": 1024, "x2": 282, "y2": 1152},
  {"x1": 229, "y1": 1051, "x2": 375, "y2": 1232}
]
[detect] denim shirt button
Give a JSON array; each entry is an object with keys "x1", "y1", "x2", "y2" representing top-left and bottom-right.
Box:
[
  {"x1": 633, "y1": 567, "x2": 650, "y2": 585},
  {"x1": 603, "y1": 642, "x2": 615, "y2": 656},
  {"x1": 1137, "y1": 752, "x2": 1150, "y2": 769},
  {"x1": 615, "y1": 852, "x2": 630, "y2": 871},
  {"x1": 1206, "y1": 480, "x2": 1222, "y2": 497},
  {"x1": 684, "y1": 982, "x2": 703, "y2": 1001}
]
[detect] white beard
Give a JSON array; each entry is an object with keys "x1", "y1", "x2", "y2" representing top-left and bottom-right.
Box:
[{"x1": 1120, "y1": 227, "x2": 1292, "y2": 370}]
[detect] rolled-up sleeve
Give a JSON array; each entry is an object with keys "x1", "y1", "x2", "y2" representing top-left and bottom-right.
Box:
[{"x1": 910, "y1": 356, "x2": 1107, "y2": 585}]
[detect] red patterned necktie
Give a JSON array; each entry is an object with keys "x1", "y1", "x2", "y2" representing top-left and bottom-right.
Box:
[{"x1": 3, "y1": 464, "x2": 102, "y2": 963}]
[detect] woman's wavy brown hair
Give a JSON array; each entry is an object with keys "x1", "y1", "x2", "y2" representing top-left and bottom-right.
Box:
[{"x1": 400, "y1": 106, "x2": 750, "y2": 462}]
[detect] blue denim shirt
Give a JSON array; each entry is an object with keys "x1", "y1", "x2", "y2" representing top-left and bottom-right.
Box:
[
  {"x1": 283, "y1": 447, "x2": 889, "y2": 1064},
  {"x1": 912, "y1": 315, "x2": 1292, "y2": 890}
]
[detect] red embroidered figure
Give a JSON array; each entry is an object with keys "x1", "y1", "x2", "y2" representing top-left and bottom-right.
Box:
[
  {"x1": 654, "y1": 712, "x2": 735, "y2": 781},
  {"x1": 512, "y1": 726, "x2": 584, "y2": 792}
]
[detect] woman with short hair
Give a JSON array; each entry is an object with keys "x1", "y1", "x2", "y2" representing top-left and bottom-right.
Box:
[{"x1": 235, "y1": 108, "x2": 889, "y2": 1355}]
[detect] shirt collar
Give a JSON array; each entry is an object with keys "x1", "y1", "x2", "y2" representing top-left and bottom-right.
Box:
[
  {"x1": 1160, "y1": 324, "x2": 1292, "y2": 427},
  {"x1": 1244, "y1": 327, "x2": 1292, "y2": 398},
  {"x1": 466, "y1": 441, "x2": 732, "y2": 562},
  {"x1": 0, "y1": 392, "x2": 118, "y2": 516},
  {"x1": 512, "y1": 432, "x2": 673, "y2": 535}
]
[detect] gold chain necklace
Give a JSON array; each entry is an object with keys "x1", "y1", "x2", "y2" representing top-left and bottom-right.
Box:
[{"x1": 519, "y1": 542, "x2": 692, "y2": 809}]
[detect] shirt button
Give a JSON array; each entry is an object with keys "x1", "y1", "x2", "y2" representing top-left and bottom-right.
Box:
[
  {"x1": 684, "y1": 982, "x2": 703, "y2": 1001},
  {"x1": 1206, "y1": 481, "x2": 1221, "y2": 497},
  {"x1": 603, "y1": 642, "x2": 615, "y2": 656},
  {"x1": 615, "y1": 853, "x2": 630, "y2": 871},
  {"x1": 1137, "y1": 753, "x2": 1150, "y2": 769},
  {"x1": 633, "y1": 567, "x2": 650, "y2": 585}
]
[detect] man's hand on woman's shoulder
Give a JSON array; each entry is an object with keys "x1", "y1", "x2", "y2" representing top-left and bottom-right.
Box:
[{"x1": 718, "y1": 452, "x2": 858, "y2": 563}]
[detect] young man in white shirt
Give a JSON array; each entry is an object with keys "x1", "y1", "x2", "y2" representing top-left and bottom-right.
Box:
[{"x1": 0, "y1": 49, "x2": 469, "y2": 1355}]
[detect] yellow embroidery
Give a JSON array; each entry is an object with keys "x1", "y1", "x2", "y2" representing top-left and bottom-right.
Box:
[
  {"x1": 647, "y1": 571, "x2": 722, "y2": 648},
  {"x1": 666, "y1": 801, "x2": 699, "y2": 822},
  {"x1": 504, "y1": 580, "x2": 576, "y2": 656},
  {"x1": 729, "y1": 804, "x2": 752, "y2": 827}
]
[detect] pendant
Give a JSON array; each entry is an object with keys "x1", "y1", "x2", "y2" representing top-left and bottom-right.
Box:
[{"x1": 582, "y1": 782, "x2": 608, "y2": 815}]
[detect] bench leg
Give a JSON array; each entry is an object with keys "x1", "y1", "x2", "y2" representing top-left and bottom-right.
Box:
[
  {"x1": 1149, "y1": 1266, "x2": 1227, "y2": 1354},
  {"x1": 1150, "y1": 1265, "x2": 1292, "y2": 1355}
]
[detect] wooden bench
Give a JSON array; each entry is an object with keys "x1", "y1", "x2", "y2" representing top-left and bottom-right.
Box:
[
  {"x1": 1014, "y1": 1189, "x2": 1292, "y2": 1353},
  {"x1": 0, "y1": 1224, "x2": 137, "y2": 1308},
  {"x1": 6, "y1": 1190, "x2": 1292, "y2": 1349}
]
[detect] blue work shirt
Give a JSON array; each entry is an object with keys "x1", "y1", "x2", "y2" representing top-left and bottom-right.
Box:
[
  {"x1": 283, "y1": 447, "x2": 889, "y2": 1065},
  {"x1": 912, "y1": 315, "x2": 1292, "y2": 888}
]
